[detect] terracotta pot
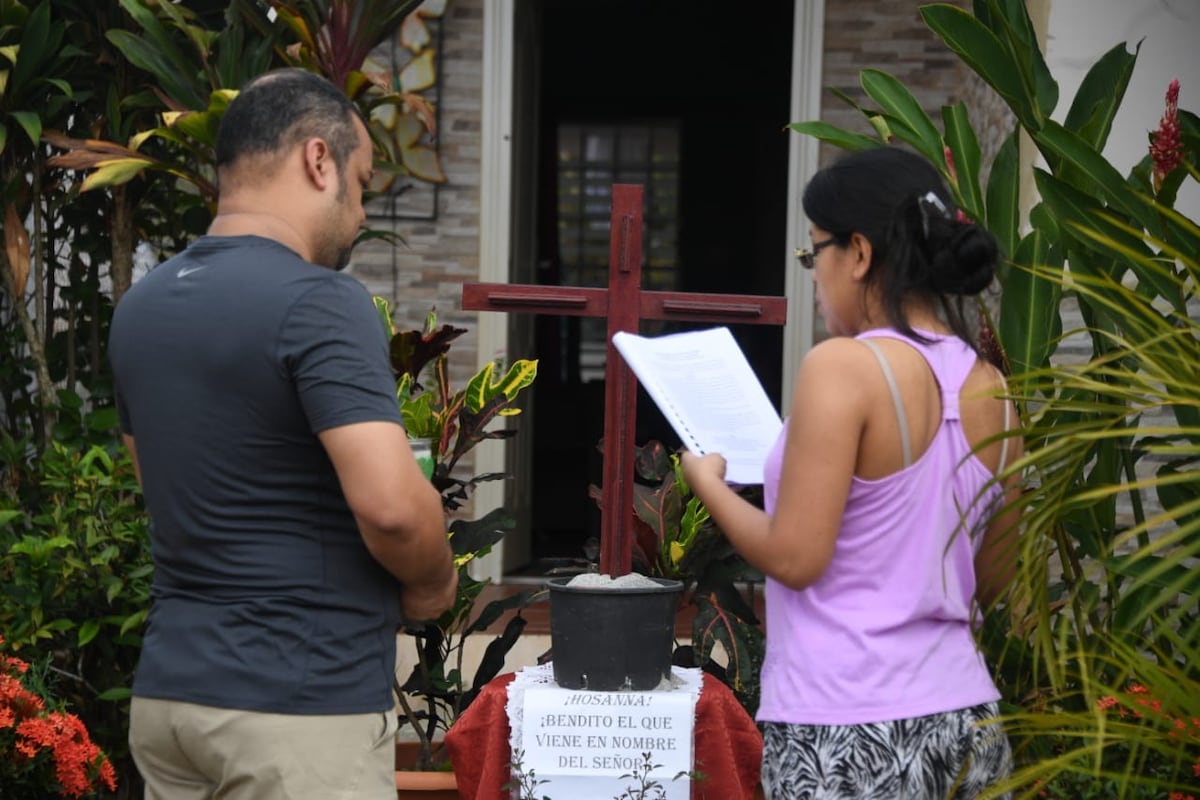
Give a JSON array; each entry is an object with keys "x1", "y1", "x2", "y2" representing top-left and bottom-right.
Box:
[
  {"x1": 393, "y1": 768, "x2": 458, "y2": 798},
  {"x1": 395, "y1": 740, "x2": 458, "y2": 798}
]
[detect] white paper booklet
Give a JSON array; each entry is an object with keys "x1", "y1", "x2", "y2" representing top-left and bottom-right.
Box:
[{"x1": 612, "y1": 326, "x2": 783, "y2": 484}]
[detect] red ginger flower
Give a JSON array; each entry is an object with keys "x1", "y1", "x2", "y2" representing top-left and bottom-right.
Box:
[
  {"x1": 1150, "y1": 78, "x2": 1183, "y2": 188},
  {"x1": 941, "y1": 145, "x2": 972, "y2": 223}
]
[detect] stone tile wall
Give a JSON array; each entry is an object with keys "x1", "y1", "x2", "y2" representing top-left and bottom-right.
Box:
[{"x1": 348, "y1": 0, "x2": 485, "y2": 391}]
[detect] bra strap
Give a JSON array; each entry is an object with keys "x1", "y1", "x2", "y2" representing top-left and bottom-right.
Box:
[
  {"x1": 996, "y1": 370, "x2": 1012, "y2": 474},
  {"x1": 861, "y1": 338, "x2": 912, "y2": 468}
]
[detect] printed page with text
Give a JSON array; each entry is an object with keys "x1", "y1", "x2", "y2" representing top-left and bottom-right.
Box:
[{"x1": 612, "y1": 327, "x2": 782, "y2": 484}]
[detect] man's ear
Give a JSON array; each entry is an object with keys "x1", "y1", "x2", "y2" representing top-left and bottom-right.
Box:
[
  {"x1": 303, "y1": 137, "x2": 334, "y2": 191},
  {"x1": 849, "y1": 232, "x2": 873, "y2": 282}
]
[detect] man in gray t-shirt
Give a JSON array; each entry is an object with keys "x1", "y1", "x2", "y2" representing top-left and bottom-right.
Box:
[{"x1": 109, "y1": 68, "x2": 456, "y2": 800}]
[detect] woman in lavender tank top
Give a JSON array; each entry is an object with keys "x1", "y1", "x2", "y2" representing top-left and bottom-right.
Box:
[{"x1": 682, "y1": 147, "x2": 1024, "y2": 799}]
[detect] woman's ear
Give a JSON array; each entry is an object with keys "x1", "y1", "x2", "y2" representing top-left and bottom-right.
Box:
[{"x1": 849, "y1": 232, "x2": 873, "y2": 282}]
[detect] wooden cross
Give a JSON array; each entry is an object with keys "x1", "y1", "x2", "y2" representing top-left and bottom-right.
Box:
[{"x1": 462, "y1": 184, "x2": 788, "y2": 576}]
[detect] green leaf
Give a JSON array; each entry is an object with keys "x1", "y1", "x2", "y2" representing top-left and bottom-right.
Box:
[
  {"x1": 447, "y1": 508, "x2": 514, "y2": 558},
  {"x1": 10, "y1": 1, "x2": 49, "y2": 93},
  {"x1": 169, "y1": 109, "x2": 222, "y2": 147},
  {"x1": 373, "y1": 296, "x2": 396, "y2": 338},
  {"x1": 1067, "y1": 216, "x2": 1188, "y2": 315},
  {"x1": 691, "y1": 591, "x2": 763, "y2": 697},
  {"x1": 785, "y1": 121, "x2": 880, "y2": 152},
  {"x1": 464, "y1": 591, "x2": 534, "y2": 638},
  {"x1": 86, "y1": 407, "x2": 120, "y2": 432},
  {"x1": 990, "y1": 0, "x2": 1057, "y2": 119},
  {"x1": 78, "y1": 619, "x2": 100, "y2": 646},
  {"x1": 9, "y1": 110, "x2": 40, "y2": 146},
  {"x1": 998, "y1": 230, "x2": 1061, "y2": 380},
  {"x1": 97, "y1": 686, "x2": 133, "y2": 702},
  {"x1": 462, "y1": 358, "x2": 537, "y2": 413},
  {"x1": 1033, "y1": 171, "x2": 1182, "y2": 310},
  {"x1": 469, "y1": 615, "x2": 527, "y2": 689},
  {"x1": 0, "y1": 509, "x2": 22, "y2": 526},
  {"x1": 1034, "y1": 121, "x2": 1160, "y2": 236},
  {"x1": 1157, "y1": 464, "x2": 1200, "y2": 534},
  {"x1": 80, "y1": 157, "x2": 156, "y2": 191},
  {"x1": 12, "y1": 535, "x2": 74, "y2": 558},
  {"x1": 1062, "y1": 41, "x2": 1137, "y2": 152},
  {"x1": 863, "y1": 113, "x2": 891, "y2": 142},
  {"x1": 921, "y1": 4, "x2": 1039, "y2": 130},
  {"x1": 37, "y1": 76, "x2": 73, "y2": 98},
  {"x1": 57, "y1": 387, "x2": 84, "y2": 410},
  {"x1": 941, "y1": 102, "x2": 984, "y2": 218},
  {"x1": 153, "y1": 0, "x2": 214, "y2": 63},
  {"x1": 106, "y1": 17, "x2": 206, "y2": 111},
  {"x1": 119, "y1": 609, "x2": 148, "y2": 635},
  {"x1": 985, "y1": 130, "x2": 1020, "y2": 257},
  {"x1": 860, "y1": 69, "x2": 944, "y2": 167}
]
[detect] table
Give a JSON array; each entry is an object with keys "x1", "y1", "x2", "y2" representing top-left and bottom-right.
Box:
[{"x1": 444, "y1": 670, "x2": 763, "y2": 800}]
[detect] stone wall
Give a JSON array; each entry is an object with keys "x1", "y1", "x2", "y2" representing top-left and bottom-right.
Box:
[{"x1": 821, "y1": 1, "x2": 963, "y2": 163}]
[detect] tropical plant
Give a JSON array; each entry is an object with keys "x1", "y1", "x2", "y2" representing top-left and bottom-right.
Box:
[
  {"x1": 787, "y1": 0, "x2": 1198, "y2": 795},
  {"x1": 46, "y1": 0, "x2": 446, "y2": 221},
  {"x1": 588, "y1": 440, "x2": 764, "y2": 715},
  {"x1": 0, "y1": 0, "x2": 89, "y2": 442},
  {"x1": 0, "y1": 433, "x2": 150, "y2": 796},
  {"x1": 0, "y1": 0, "x2": 457, "y2": 791},
  {"x1": 376, "y1": 301, "x2": 543, "y2": 772}
]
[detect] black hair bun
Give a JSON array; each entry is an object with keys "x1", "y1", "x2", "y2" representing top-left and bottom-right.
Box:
[{"x1": 929, "y1": 223, "x2": 997, "y2": 295}]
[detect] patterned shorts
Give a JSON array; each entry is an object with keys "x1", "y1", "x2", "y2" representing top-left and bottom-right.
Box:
[{"x1": 760, "y1": 702, "x2": 1012, "y2": 800}]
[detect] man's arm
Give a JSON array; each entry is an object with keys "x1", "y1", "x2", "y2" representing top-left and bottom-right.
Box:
[
  {"x1": 319, "y1": 421, "x2": 457, "y2": 621},
  {"x1": 121, "y1": 433, "x2": 143, "y2": 488}
]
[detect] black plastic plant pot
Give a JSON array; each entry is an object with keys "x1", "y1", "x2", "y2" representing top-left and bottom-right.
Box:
[{"x1": 546, "y1": 575, "x2": 685, "y2": 691}]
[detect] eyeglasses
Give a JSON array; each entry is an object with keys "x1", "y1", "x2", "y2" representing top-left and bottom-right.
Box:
[{"x1": 794, "y1": 237, "x2": 837, "y2": 270}]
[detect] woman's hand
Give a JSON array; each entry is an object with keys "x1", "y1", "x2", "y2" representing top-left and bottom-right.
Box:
[{"x1": 680, "y1": 450, "x2": 727, "y2": 491}]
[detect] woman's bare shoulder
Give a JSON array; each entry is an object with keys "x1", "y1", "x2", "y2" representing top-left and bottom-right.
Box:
[{"x1": 792, "y1": 337, "x2": 879, "y2": 410}]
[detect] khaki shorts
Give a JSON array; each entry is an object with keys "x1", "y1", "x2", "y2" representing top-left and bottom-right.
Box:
[{"x1": 129, "y1": 697, "x2": 397, "y2": 800}]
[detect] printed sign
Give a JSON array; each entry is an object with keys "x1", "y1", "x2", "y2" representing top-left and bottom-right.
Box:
[{"x1": 518, "y1": 684, "x2": 696, "y2": 799}]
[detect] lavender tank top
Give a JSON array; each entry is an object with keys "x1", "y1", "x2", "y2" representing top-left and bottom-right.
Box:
[{"x1": 756, "y1": 329, "x2": 1002, "y2": 725}]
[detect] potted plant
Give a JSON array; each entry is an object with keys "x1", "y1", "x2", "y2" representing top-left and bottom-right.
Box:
[
  {"x1": 375, "y1": 301, "x2": 544, "y2": 785},
  {"x1": 587, "y1": 439, "x2": 766, "y2": 714},
  {"x1": 787, "y1": 1, "x2": 1199, "y2": 793}
]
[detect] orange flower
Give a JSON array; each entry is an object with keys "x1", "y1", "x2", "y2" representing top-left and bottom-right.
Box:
[{"x1": 2, "y1": 640, "x2": 117, "y2": 797}]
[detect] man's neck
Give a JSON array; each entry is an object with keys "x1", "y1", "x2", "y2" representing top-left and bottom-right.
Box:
[{"x1": 207, "y1": 210, "x2": 310, "y2": 262}]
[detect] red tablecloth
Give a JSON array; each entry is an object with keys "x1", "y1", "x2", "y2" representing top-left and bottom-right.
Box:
[{"x1": 445, "y1": 671, "x2": 762, "y2": 800}]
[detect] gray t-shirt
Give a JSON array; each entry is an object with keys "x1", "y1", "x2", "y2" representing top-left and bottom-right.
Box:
[{"x1": 109, "y1": 235, "x2": 405, "y2": 714}]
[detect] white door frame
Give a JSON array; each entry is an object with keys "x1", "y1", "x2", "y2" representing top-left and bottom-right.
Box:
[
  {"x1": 475, "y1": 0, "x2": 825, "y2": 581},
  {"x1": 473, "y1": 0, "x2": 517, "y2": 583}
]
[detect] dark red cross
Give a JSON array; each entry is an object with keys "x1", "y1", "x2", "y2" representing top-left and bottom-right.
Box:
[{"x1": 462, "y1": 184, "x2": 788, "y2": 576}]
